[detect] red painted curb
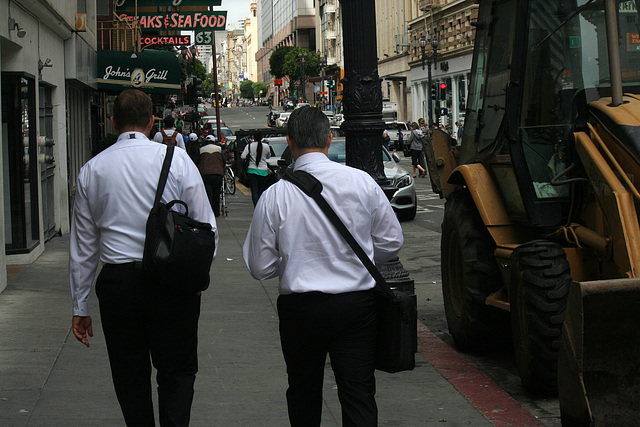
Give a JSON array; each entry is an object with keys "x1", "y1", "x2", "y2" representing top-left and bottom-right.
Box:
[{"x1": 417, "y1": 322, "x2": 543, "y2": 426}]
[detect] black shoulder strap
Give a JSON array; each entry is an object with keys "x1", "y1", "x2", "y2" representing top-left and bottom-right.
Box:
[
  {"x1": 153, "y1": 145, "x2": 175, "y2": 207},
  {"x1": 282, "y1": 170, "x2": 394, "y2": 298}
]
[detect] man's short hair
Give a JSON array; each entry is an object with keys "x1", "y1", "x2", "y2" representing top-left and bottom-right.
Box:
[
  {"x1": 287, "y1": 106, "x2": 330, "y2": 149},
  {"x1": 112, "y1": 89, "x2": 153, "y2": 130},
  {"x1": 163, "y1": 115, "x2": 175, "y2": 128}
]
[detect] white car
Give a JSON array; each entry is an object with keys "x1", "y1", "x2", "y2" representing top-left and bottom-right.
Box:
[{"x1": 276, "y1": 112, "x2": 291, "y2": 128}]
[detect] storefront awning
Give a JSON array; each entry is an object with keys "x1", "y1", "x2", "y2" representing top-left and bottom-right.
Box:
[{"x1": 95, "y1": 49, "x2": 181, "y2": 95}]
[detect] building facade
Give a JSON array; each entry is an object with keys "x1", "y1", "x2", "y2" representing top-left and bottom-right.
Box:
[
  {"x1": 408, "y1": 0, "x2": 478, "y2": 129},
  {"x1": 0, "y1": 0, "x2": 98, "y2": 293},
  {"x1": 376, "y1": 0, "x2": 420, "y2": 122},
  {"x1": 256, "y1": 0, "x2": 316, "y2": 102}
]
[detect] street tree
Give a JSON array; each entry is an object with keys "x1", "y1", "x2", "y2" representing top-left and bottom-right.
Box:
[
  {"x1": 240, "y1": 80, "x2": 255, "y2": 99},
  {"x1": 252, "y1": 82, "x2": 268, "y2": 100},
  {"x1": 269, "y1": 46, "x2": 294, "y2": 78}
]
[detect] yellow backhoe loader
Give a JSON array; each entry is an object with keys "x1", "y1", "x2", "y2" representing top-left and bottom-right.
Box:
[{"x1": 424, "y1": 0, "x2": 640, "y2": 424}]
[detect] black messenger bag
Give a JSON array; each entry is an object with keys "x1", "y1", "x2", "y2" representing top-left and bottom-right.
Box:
[
  {"x1": 282, "y1": 170, "x2": 416, "y2": 373},
  {"x1": 143, "y1": 145, "x2": 216, "y2": 292}
]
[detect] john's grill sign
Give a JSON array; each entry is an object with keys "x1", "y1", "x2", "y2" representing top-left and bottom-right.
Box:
[{"x1": 96, "y1": 50, "x2": 181, "y2": 95}]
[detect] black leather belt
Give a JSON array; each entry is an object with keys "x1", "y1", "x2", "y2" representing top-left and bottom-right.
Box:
[{"x1": 103, "y1": 261, "x2": 145, "y2": 270}]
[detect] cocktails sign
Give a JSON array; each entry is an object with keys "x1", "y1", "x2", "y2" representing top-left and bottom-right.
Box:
[
  {"x1": 141, "y1": 35, "x2": 191, "y2": 47},
  {"x1": 118, "y1": 11, "x2": 227, "y2": 31}
]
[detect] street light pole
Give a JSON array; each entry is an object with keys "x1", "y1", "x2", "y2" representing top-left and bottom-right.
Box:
[
  {"x1": 420, "y1": 34, "x2": 439, "y2": 127},
  {"x1": 338, "y1": 0, "x2": 387, "y2": 183},
  {"x1": 299, "y1": 50, "x2": 308, "y2": 102}
]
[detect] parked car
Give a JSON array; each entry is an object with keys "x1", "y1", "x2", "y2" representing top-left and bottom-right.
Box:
[
  {"x1": 330, "y1": 126, "x2": 345, "y2": 137},
  {"x1": 202, "y1": 123, "x2": 235, "y2": 145},
  {"x1": 264, "y1": 137, "x2": 289, "y2": 171},
  {"x1": 197, "y1": 104, "x2": 207, "y2": 115},
  {"x1": 284, "y1": 100, "x2": 294, "y2": 111},
  {"x1": 277, "y1": 139, "x2": 417, "y2": 221},
  {"x1": 267, "y1": 109, "x2": 282, "y2": 127},
  {"x1": 322, "y1": 110, "x2": 336, "y2": 125},
  {"x1": 276, "y1": 112, "x2": 291, "y2": 128}
]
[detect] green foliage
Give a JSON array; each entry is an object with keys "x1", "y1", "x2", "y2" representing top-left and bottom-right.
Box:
[
  {"x1": 252, "y1": 82, "x2": 268, "y2": 99},
  {"x1": 269, "y1": 46, "x2": 294, "y2": 78},
  {"x1": 282, "y1": 48, "x2": 319, "y2": 82},
  {"x1": 202, "y1": 72, "x2": 216, "y2": 96},
  {"x1": 240, "y1": 80, "x2": 255, "y2": 98}
]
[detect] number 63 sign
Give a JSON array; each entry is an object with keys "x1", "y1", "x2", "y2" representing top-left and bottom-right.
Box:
[{"x1": 195, "y1": 31, "x2": 215, "y2": 45}]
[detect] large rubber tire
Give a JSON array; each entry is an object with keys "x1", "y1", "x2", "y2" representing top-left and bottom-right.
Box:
[
  {"x1": 510, "y1": 240, "x2": 571, "y2": 396},
  {"x1": 441, "y1": 190, "x2": 506, "y2": 352}
]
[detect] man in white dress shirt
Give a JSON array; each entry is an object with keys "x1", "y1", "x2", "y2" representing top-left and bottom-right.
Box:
[
  {"x1": 243, "y1": 106, "x2": 403, "y2": 426},
  {"x1": 69, "y1": 89, "x2": 217, "y2": 426}
]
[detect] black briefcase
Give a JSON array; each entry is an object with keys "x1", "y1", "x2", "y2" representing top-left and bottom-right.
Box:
[{"x1": 375, "y1": 287, "x2": 417, "y2": 373}]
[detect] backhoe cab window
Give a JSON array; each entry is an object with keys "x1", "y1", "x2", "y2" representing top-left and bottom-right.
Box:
[{"x1": 520, "y1": 0, "x2": 640, "y2": 199}]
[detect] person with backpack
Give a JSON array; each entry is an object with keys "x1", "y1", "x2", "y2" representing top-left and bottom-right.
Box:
[
  {"x1": 240, "y1": 131, "x2": 271, "y2": 207},
  {"x1": 153, "y1": 116, "x2": 186, "y2": 150}
]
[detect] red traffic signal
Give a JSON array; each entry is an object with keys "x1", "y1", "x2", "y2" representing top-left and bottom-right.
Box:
[{"x1": 440, "y1": 83, "x2": 447, "y2": 90}]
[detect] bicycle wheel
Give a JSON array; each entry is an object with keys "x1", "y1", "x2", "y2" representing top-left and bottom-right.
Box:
[
  {"x1": 225, "y1": 170, "x2": 236, "y2": 195},
  {"x1": 219, "y1": 185, "x2": 228, "y2": 217}
]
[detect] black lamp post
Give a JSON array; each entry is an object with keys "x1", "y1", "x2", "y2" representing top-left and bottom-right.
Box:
[
  {"x1": 419, "y1": 34, "x2": 439, "y2": 127},
  {"x1": 317, "y1": 51, "x2": 327, "y2": 108},
  {"x1": 298, "y1": 50, "x2": 308, "y2": 102},
  {"x1": 338, "y1": 0, "x2": 387, "y2": 184}
]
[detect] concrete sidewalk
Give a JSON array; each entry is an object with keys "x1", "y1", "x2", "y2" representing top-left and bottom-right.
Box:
[{"x1": 0, "y1": 186, "x2": 493, "y2": 426}]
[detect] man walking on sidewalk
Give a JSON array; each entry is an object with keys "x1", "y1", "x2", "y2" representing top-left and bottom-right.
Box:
[
  {"x1": 243, "y1": 106, "x2": 403, "y2": 426},
  {"x1": 69, "y1": 89, "x2": 216, "y2": 426}
]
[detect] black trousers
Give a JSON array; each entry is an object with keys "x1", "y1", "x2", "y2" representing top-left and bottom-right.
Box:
[
  {"x1": 96, "y1": 264, "x2": 201, "y2": 427},
  {"x1": 277, "y1": 290, "x2": 378, "y2": 427},
  {"x1": 202, "y1": 174, "x2": 223, "y2": 217},
  {"x1": 247, "y1": 172, "x2": 268, "y2": 207}
]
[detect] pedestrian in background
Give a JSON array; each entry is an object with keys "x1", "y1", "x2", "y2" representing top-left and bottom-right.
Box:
[
  {"x1": 243, "y1": 106, "x2": 403, "y2": 426},
  {"x1": 69, "y1": 89, "x2": 217, "y2": 426},
  {"x1": 199, "y1": 134, "x2": 226, "y2": 217},
  {"x1": 406, "y1": 122, "x2": 427, "y2": 178},
  {"x1": 154, "y1": 115, "x2": 187, "y2": 150},
  {"x1": 382, "y1": 129, "x2": 391, "y2": 151},
  {"x1": 241, "y1": 130, "x2": 271, "y2": 207}
]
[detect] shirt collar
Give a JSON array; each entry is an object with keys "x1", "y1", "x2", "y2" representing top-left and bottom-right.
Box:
[
  {"x1": 293, "y1": 152, "x2": 330, "y2": 170},
  {"x1": 116, "y1": 131, "x2": 150, "y2": 142}
]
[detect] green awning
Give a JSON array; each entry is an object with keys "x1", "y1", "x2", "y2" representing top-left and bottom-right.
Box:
[{"x1": 95, "y1": 49, "x2": 181, "y2": 95}]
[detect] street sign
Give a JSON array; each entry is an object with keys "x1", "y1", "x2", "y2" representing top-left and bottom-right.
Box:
[
  {"x1": 118, "y1": 11, "x2": 227, "y2": 31},
  {"x1": 194, "y1": 31, "x2": 214, "y2": 45}
]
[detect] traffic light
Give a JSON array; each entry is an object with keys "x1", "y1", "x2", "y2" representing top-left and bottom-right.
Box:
[
  {"x1": 194, "y1": 78, "x2": 203, "y2": 97},
  {"x1": 431, "y1": 84, "x2": 436, "y2": 98},
  {"x1": 439, "y1": 108, "x2": 449, "y2": 116},
  {"x1": 440, "y1": 83, "x2": 447, "y2": 100},
  {"x1": 186, "y1": 84, "x2": 197, "y2": 104},
  {"x1": 329, "y1": 79, "x2": 335, "y2": 88}
]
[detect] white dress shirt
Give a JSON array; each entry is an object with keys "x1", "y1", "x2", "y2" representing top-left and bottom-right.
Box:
[
  {"x1": 153, "y1": 128, "x2": 186, "y2": 150},
  {"x1": 70, "y1": 131, "x2": 217, "y2": 316},
  {"x1": 243, "y1": 152, "x2": 403, "y2": 295}
]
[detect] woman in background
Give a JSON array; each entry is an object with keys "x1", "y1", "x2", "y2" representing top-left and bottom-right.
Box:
[{"x1": 241, "y1": 131, "x2": 271, "y2": 207}]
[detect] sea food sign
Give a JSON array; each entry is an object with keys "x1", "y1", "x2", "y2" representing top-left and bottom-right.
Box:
[
  {"x1": 118, "y1": 11, "x2": 227, "y2": 31},
  {"x1": 96, "y1": 50, "x2": 181, "y2": 95}
]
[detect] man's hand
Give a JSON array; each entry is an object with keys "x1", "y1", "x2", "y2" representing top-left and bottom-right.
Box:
[{"x1": 72, "y1": 315, "x2": 93, "y2": 347}]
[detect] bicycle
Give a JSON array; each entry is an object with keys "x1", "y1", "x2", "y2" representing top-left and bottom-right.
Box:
[
  {"x1": 219, "y1": 178, "x2": 228, "y2": 217},
  {"x1": 224, "y1": 163, "x2": 236, "y2": 195}
]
